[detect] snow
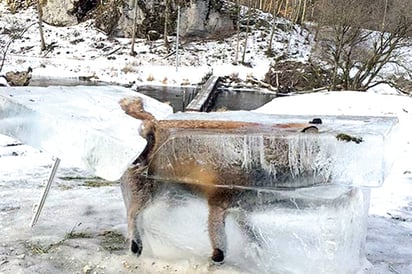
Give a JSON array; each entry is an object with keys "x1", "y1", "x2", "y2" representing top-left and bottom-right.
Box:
[{"x1": 1, "y1": 3, "x2": 411, "y2": 274}]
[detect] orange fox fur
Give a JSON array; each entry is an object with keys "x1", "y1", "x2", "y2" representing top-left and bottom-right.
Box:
[{"x1": 119, "y1": 97, "x2": 318, "y2": 263}]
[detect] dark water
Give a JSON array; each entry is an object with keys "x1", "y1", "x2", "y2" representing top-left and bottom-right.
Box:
[
  {"x1": 29, "y1": 78, "x2": 276, "y2": 112},
  {"x1": 137, "y1": 86, "x2": 198, "y2": 112},
  {"x1": 211, "y1": 89, "x2": 276, "y2": 111},
  {"x1": 138, "y1": 87, "x2": 276, "y2": 112}
]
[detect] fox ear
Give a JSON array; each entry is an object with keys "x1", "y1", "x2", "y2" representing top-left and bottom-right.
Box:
[{"x1": 301, "y1": 125, "x2": 318, "y2": 133}]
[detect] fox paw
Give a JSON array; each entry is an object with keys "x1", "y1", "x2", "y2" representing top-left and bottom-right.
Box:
[
  {"x1": 130, "y1": 239, "x2": 142, "y2": 256},
  {"x1": 211, "y1": 248, "x2": 224, "y2": 263}
]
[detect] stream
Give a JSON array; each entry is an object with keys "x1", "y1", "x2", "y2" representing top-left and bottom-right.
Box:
[{"x1": 29, "y1": 78, "x2": 276, "y2": 112}]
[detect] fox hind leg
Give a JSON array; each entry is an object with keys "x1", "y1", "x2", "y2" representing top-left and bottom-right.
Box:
[{"x1": 120, "y1": 166, "x2": 155, "y2": 256}]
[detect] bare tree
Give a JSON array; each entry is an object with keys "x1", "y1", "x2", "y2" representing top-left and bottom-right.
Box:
[{"x1": 311, "y1": 0, "x2": 412, "y2": 92}]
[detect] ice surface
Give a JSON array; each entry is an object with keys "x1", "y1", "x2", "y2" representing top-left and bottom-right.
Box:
[
  {"x1": 147, "y1": 111, "x2": 398, "y2": 188},
  {"x1": 0, "y1": 86, "x2": 173, "y2": 181}
]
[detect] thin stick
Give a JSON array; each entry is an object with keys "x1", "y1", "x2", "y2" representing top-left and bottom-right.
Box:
[
  {"x1": 30, "y1": 157, "x2": 61, "y2": 227},
  {"x1": 175, "y1": 5, "x2": 181, "y2": 72}
]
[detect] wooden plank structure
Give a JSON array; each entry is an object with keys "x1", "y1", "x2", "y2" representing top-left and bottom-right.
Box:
[{"x1": 186, "y1": 76, "x2": 220, "y2": 112}]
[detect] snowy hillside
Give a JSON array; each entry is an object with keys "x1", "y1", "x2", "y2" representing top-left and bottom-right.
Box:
[{"x1": 0, "y1": 4, "x2": 310, "y2": 88}]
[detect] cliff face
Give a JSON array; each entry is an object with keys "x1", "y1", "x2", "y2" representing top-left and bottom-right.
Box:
[{"x1": 40, "y1": 0, "x2": 235, "y2": 39}]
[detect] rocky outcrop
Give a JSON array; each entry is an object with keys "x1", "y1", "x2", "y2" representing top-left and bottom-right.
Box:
[{"x1": 41, "y1": 0, "x2": 235, "y2": 39}]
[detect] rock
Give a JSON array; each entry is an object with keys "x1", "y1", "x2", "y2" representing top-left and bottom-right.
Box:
[
  {"x1": 83, "y1": 264, "x2": 93, "y2": 274},
  {"x1": 42, "y1": 0, "x2": 99, "y2": 26},
  {"x1": 5, "y1": 68, "x2": 32, "y2": 86},
  {"x1": 94, "y1": 0, "x2": 122, "y2": 36},
  {"x1": 42, "y1": 0, "x2": 78, "y2": 26},
  {"x1": 15, "y1": 254, "x2": 25, "y2": 259},
  {"x1": 179, "y1": 0, "x2": 235, "y2": 38}
]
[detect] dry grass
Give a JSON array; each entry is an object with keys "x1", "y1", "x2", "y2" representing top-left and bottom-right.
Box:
[{"x1": 147, "y1": 73, "x2": 154, "y2": 81}]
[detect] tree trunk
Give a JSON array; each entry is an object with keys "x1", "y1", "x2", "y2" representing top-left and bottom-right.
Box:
[
  {"x1": 301, "y1": 0, "x2": 307, "y2": 23},
  {"x1": 294, "y1": 0, "x2": 302, "y2": 24},
  {"x1": 37, "y1": 0, "x2": 46, "y2": 51},
  {"x1": 267, "y1": 4, "x2": 277, "y2": 55},
  {"x1": 164, "y1": 0, "x2": 169, "y2": 49},
  {"x1": 234, "y1": 0, "x2": 240, "y2": 64},
  {"x1": 242, "y1": 1, "x2": 252, "y2": 64},
  {"x1": 381, "y1": 0, "x2": 388, "y2": 31},
  {"x1": 130, "y1": 0, "x2": 138, "y2": 56}
]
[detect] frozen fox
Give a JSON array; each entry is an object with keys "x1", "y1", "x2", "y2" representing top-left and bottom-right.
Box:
[{"x1": 119, "y1": 97, "x2": 319, "y2": 263}]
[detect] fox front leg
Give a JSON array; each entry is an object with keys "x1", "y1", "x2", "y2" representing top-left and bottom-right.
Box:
[
  {"x1": 208, "y1": 204, "x2": 227, "y2": 263},
  {"x1": 207, "y1": 191, "x2": 231, "y2": 263}
]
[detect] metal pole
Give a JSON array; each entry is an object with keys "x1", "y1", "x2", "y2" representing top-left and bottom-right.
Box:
[
  {"x1": 30, "y1": 157, "x2": 61, "y2": 227},
  {"x1": 176, "y1": 5, "x2": 180, "y2": 72}
]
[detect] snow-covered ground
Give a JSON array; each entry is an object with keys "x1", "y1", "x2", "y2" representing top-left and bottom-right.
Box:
[
  {"x1": 1, "y1": 3, "x2": 412, "y2": 274},
  {"x1": 1, "y1": 90, "x2": 412, "y2": 274}
]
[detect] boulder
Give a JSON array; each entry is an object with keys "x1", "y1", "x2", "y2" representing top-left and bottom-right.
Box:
[
  {"x1": 42, "y1": 0, "x2": 78, "y2": 26},
  {"x1": 42, "y1": 0, "x2": 99, "y2": 26},
  {"x1": 5, "y1": 68, "x2": 32, "y2": 86}
]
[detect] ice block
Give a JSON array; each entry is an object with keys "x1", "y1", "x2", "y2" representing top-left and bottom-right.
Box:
[
  {"x1": 128, "y1": 111, "x2": 396, "y2": 273},
  {"x1": 129, "y1": 111, "x2": 397, "y2": 273},
  {"x1": 0, "y1": 86, "x2": 173, "y2": 181},
  {"x1": 146, "y1": 111, "x2": 398, "y2": 188},
  {"x1": 139, "y1": 182, "x2": 371, "y2": 274}
]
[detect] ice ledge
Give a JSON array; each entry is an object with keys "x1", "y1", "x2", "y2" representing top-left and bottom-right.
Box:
[{"x1": 0, "y1": 86, "x2": 173, "y2": 181}]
